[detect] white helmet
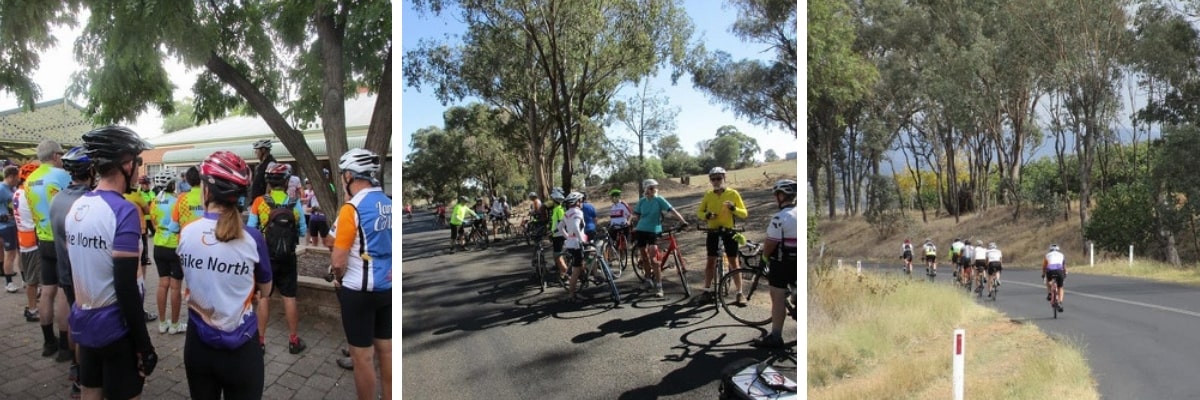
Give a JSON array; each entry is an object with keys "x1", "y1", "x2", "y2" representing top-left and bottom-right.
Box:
[
  {"x1": 339, "y1": 148, "x2": 381, "y2": 174},
  {"x1": 153, "y1": 169, "x2": 175, "y2": 188},
  {"x1": 643, "y1": 179, "x2": 659, "y2": 188},
  {"x1": 252, "y1": 139, "x2": 273, "y2": 150},
  {"x1": 1049, "y1": 244, "x2": 1060, "y2": 252},
  {"x1": 988, "y1": 242, "x2": 997, "y2": 250},
  {"x1": 564, "y1": 191, "x2": 584, "y2": 206},
  {"x1": 550, "y1": 190, "x2": 565, "y2": 202},
  {"x1": 709, "y1": 167, "x2": 726, "y2": 176}
]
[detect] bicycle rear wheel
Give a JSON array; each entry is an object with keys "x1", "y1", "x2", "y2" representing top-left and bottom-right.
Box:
[
  {"x1": 631, "y1": 249, "x2": 646, "y2": 282},
  {"x1": 719, "y1": 268, "x2": 771, "y2": 326},
  {"x1": 533, "y1": 247, "x2": 548, "y2": 291},
  {"x1": 604, "y1": 241, "x2": 626, "y2": 280}
]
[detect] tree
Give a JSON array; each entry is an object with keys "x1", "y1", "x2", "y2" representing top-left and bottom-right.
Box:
[
  {"x1": 407, "y1": 0, "x2": 694, "y2": 195},
  {"x1": 404, "y1": 126, "x2": 473, "y2": 204},
  {"x1": 615, "y1": 82, "x2": 679, "y2": 193},
  {"x1": 161, "y1": 98, "x2": 200, "y2": 133},
  {"x1": 691, "y1": 0, "x2": 796, "y2": 137},
  {"x1": 67, "y1": 1, "x2": 392, "y2": 214},
  {"x1": 764, "y1": 149, "x2": 779, "y2": 162},
  {"x1": 0, "y1": 2, "x2": 81, "y2": 110}
]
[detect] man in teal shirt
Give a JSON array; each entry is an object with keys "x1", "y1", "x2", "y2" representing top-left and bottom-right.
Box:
[{"x1": 631, "y1": 179, "x2": 688, "y2": 298}]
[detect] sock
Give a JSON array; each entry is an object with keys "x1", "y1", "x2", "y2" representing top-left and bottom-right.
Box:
[
  {"x1": 58, "y1": 331, "x2": 68, "y2": 350},
  {"x1": 41, "y1": 325, "x2": 54, "y2": 346},
  {"x1": 290, "y1": 334, "x2": 299, "y2": 344},
  {"x1": 3, "y1": 273, "x2": 9, "y2": 284}
]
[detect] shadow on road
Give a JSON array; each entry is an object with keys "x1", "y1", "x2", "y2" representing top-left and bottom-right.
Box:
[{"x1": 616, "y1": 325, "x2": 794, "y2": 399}]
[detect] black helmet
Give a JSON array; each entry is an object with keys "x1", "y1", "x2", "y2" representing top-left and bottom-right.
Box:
[
  {"x1": 81, "y1": 126, "x2": 152, "y2": 169},
  {"x1": 61, "y1": 147, "x2": 92, "y2": 178}
]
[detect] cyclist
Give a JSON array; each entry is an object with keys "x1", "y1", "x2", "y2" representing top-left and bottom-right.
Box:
[
  {"x1": 972, "y1": 240, "x2": 987, "y2": 293},
  {"x1": 248, "y1": 139, "x2": 276, "y2": 201},
  {"x1": 923, "y1": 238, "x2": 937, "y2": 275},
  {"x1": 561, "y1": 192, "x2": 587, "y2": 302},
  {"x1": 751, "y1": 179, "x2": 798, "y2": 349},
  {"x1": 581, "y1": 192, "x2": 597, "y2": 240},
  {"x1": 178, "y1": 150, "x2": 273, "y2": 399},
  {"x1": 630, "y1": 179, "x2": 688, "y2": 298},
  {"x1": 150, "y1": 170, "x2": 185, "y2": 335},
  {"x1": 607, "y1": 189, "x2": 632, "y2": 247},
  {"x1": 27, "y1": 140, "x2": 73, "y2": 361},
  {"x1": 14, "y1": 161, "x2": 39, "y2": 323},
  {"x1": 899, "y1": 239, "x2": 913, "y2": 273},
  {"x1": 448, "y1": 196, "x2": 472, "y2": 252},
  {"x1": 49, "y1": 147, "x2": 93, "y2": 398},
  {"x1": 136, "y1": 175, "x2": 155, "y2": 266},
  {"x1": 549, "y1": 189, "x2": 567, "y2": 278},
  {"x1": 471, "y1": 198, "x2": 490, "y2": 243},
  {"x1": 0, "y1": 165, "x2": 16, "y2": 293},
  {"x1": 949, "y1": 238, "x2": 964, "y2": 278},
  {"x1": 247, "y1": 162, "x2": 309, "y2": 354},
  {"x1": 67, "y1": 126, "x2": 158, "y2": 400},
  {"x1": 434, "y1": 202, "x2": 446, "y2": 228},
  {"x1": 1043, "y1": 244, "x2": 1066, "y2": 312},
  {"x1": 327, "y1": 149, "x2": 392, "y2": 400},
  {"x1": 489, "y1": 196, "x2": 510, "y2": 242},
  {"x1": 959, "y1": 238, "x2": 974, "y2": 286},
  {"x1": 697, "y1": 166, "x2": 748, "y2": 303},
  {"x1": 985, "y1": 242, "x2": 1003, "y2": 296},
  {"x1": 403, "y1": 203, "x2": 413, "y2": 221}
]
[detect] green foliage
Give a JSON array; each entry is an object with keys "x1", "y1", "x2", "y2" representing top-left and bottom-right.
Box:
[
  {"x1": 864, "y1": 174, "x2": 908, "y2": 238},
  {"x1": 161, "y1": 98, "x2": 201, "y2": 133},
  {"x1": 1022, "y1": 158, "x2": 1068, "y2": 225},
  {"x1": 764, "y1": 149, "x2": 780, "y2": 162},
  {"x1": 1085, "y1": 182, "x2": 1154, "y2": 254},
  {"x1": 608, "y1": 157, "x2": 666, "y2": 185},
  {"x1": 808, "y1": 209, "x2": 820, "y2": 251}
]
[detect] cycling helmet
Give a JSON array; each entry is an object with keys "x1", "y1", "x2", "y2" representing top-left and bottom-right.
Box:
[
  {"x1": 499, "y1": 195, "x2": 507, "y2": 202},
  {"x1": 138, "y1": 175, "x2": 151, "y2": 185},
  {"x1": 61, "y1": 147, "x2": 91, "y2": 177},
  {"x1": 975, "y1": 240, "x2": 984, "y2": 246},
  {"x1": 264, "y1": 162, "x2": 291, "y2": 186},
  {"x1": 153, "y1": 170, "x2": 174, "y2": 188},
  {"x1": 460, "y1": 196, "x2": 470, "y2": 203},
  {"x1": 643, "y1": 179, "x2": 659, "y2": 188},
  {"x1": 772, "y1": 179, "x2": 797, "y2": 196},
  {"x1": 81, "y1": 125, "x2": 152, "y2": 169},
  {"x1": 989, "y1": 242, "x2": 997, "y2": 250},
  {"x1": 904, "y1": 239, "x2": 910, "y2": 244},
  {"x1": 18, "y1": 161, "x2": 38, "y2": 181},
  {"x1": 608, "y1": 188, "x2": 622, "y2": 197},
  {"x1": 252, "y1": 139, "x2": 273, "y2": 150},
  {"x1": 528, "y1": 192, "x2": 538, "y2": 198},
  {"x1": 564, "y1": 191, "x2": 584, "y2": 206},
  {"x1": 1049, "y1": 244, "x2": 1060, "y2": 252},
  {"x1": 339, "y1": 148, "x2": 381, "y2": 175},
  {"x1": 709, "y1": 167, "x2": 727, "y2": 176},
  {"x1": 199, "y1": 151, "x2": 251, "y2": 203},
  {"x1": 550, "y1": 190, "x2": 565, "y2": 202}
]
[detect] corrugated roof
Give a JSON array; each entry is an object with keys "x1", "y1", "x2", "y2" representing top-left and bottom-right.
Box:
[
  {"x1": 161, "y1": 135, "x2": 370, "y2": 166},
  {"x1": 148, "y1": 95, "x2": 378, "y2": 148},
  {"x1": 0, "y1": 99, "x2": 93, "y2": 147}
]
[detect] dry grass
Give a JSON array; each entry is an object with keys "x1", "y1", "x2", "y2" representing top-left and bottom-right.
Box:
[
  {"x1": 817, "y1": 205, "x2": 1082, "y2": 267},
  {"x1": 1072, "y1": 259, "x2": 1200, "y2": 286},
  {"x1": 686, "y1": 159, "x2": 798, "y2": 189},
  {"x1": 808, "y1": 269, "x2": 1099, "y2": 399}
]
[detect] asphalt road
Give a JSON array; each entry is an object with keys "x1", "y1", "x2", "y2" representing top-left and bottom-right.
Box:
[
  {"x1": 401, "y1": 211, "x2": 796, "y2": 400},
  {"x1": 860, "y1": 261, "x2": 1200, "y2": 399}
]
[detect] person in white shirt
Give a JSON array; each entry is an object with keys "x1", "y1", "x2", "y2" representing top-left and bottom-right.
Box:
[
  {"x1": 560, "y1": 192, "x2": 587, "y2": 303},
  {"x1": 489, "y1": 196, "x2": 510, "y2": 241},
  {"x1": 922, "y1": 239, "x2": 937, "y2": 275},
  {"x1": 985, "y1": 242, "x2": 1003, "y2": 297},
  {"x1": 959, "y1": 239, "x2": 975, "y2": 286},
  {"x1": 972, "y1": 240, "x2": 988, "y2": 294},
  {"x1": 899, "y1": 239, "x2": 913, "y2": 273}
]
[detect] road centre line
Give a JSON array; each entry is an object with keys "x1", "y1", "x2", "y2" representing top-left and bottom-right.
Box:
[{"x1": 1005, "y1": 280, "x2": 1200, "y2": 319}]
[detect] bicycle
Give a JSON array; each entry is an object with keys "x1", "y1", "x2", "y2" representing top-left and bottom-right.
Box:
[
  {"x1": 630, "y1": 224, "x2": 692, "y2": 297},
  {"x1": 698, "y1": 226, "x2": 745, "y2": 304},
  {"x1": 522, "y1": 215, "x2": 546, "y2": 246},
  {"x1": 564, "y1": 233, "x2": 621, "y2": 306},
  {"x1": 718, "y1": 243, "x2": 797, "y2": 326},
  {"x1": 985, "y1": 267, "x2": 999, "y2": 301},
  {"x1": 1046, "y1": 270, "x2": 1064, "y2": 318},
  {"x1": 602, "y1": 223, "x2": 632, "y2": 279},
  {"x1": 491, "y1": 215, "x2": 514, "y2": 243},
  {"x1": 530, "y1": 238, "x2": 563, "y2": 291},
  {"x1": 972, "y1": 264, "x2": 987, "y2": 297},
  {"x1": 462, "y1": 218, "x2": 489, "y2": 251}
]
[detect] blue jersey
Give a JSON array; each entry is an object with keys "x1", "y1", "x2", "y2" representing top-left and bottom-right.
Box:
[
  {"x1": 329, "y1": 187, "x2": 392, "y2": 292},
  {"x1": 65, "y1": 190, "x2": 143, "y2": 348},
  {"x1": 634, "y1": 195, "x2": 673, "y2": 234},
  {"x1": 0, "y1": 181, "x2": 14, "y2": 231},
  {"x1": 581, "y1": 202, "x2": 597, "y2": 234}
]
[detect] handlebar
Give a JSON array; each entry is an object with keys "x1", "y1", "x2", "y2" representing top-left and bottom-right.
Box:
[
  {"x1": 655, "y1": 224, "x2": 689, "y2": 238},
  {"x1": 697, "y1": 226, "x2": 744, "y2": 233}
]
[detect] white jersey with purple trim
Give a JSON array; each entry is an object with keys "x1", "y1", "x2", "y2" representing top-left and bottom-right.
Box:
[
  {"x1": 65, "y1": 190, "x2": 142, "y2": 348},
  {"x1": 178, "y1": 213, "x2": 273, "y2": 349},
  {"x1": 562, "y1": 207, "x2": 586, "y2": 249},
  {"x1": 973, "y1": 246, "x2": 987, "y2": 261}
]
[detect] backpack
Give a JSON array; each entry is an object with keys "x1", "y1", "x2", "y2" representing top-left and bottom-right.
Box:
[{"x1": 263, "y1": 195, "x2": 299, "y2": 259}]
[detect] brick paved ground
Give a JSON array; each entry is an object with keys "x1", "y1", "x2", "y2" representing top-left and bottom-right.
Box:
[{"x1": 0, "y1": 254, "x2": 362, "y2": 400}]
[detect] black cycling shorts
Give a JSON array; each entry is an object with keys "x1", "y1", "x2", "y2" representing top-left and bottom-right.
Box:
[
  {"x1": 566, "y1": 248, "x2": 584, "y2": 268},
  {"x1": 337, "y1": 288, "x2": 392, "y2": 348},
  {"x1": 154, "y1": 246, "x2": 183, "y2": 280},
  {"x1": 987, "y1": 261, "x2": 1002, "y2": 275},
  {"x1": 184, "y1": 327, "x2": 264, "y2": 399},
  {"x1": 79, "y1": 335, "x2": 143, "y2": 400},
  {"x1": 269, "y1": 253, "x2": 298, "y2": 298},
  {"x1": 1046, "y1": 269, "x2": 1065, "y2": 288},
  {"x1": 552, "y1": 236, "x2": 565, "y2": 254},
  {"x1": 706, "y1": 231, "x2": 738, "y2": 257},
  {"x1": 633, "y1": 231, "x2": 658, "y2": 248},
  {"x1": 924, "y1": 254, "x2": 936, "y2": 263},
  {"x1": 974, "y1": 259, "x2": 986, "y2": 269},
  {"x1": 38, "y1": 240, "x2": 57, "y2": 286},
  {"x1": 902, "y1": 251, "x2": 913, "y2": 261},
  {"x1": 768, "y1": 256, "x2": 797, "y2": 289}
]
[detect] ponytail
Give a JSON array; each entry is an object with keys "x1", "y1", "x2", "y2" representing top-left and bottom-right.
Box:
[{"x1": 214, "y1": 203, "x2": 244, "y2": 242}]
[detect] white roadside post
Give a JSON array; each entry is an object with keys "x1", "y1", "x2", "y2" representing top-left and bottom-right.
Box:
[
  {"x1": 953, "y1": 329, "x2": 965, "y2": 400},
  {"x1": 1089, "y1": 241, "x2": 1094, "y2": 267},
  {"x1": 1129, "y1": 245, "x2": 1134, "y2": 267},
  {"x1": 856, "y1": 260, "x2": 862, "y2": 276}
]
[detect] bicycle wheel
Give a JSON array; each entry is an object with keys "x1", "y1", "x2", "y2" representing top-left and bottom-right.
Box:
[
  {"x1": 598, "y1": 257, "x2": 621, "y2": 306},
  {"x1": 713, "y1": 256, "x2": 728, "y2": 302},
  {"x1": 719, "y1": 268, "x2": 771, "y2": 326},
  {"x1": 533, "y1": 247, "x2": 547, "y2": 291},
  {"x1": 631, "y1": 249, "x2": 646, "y2": 282},
  {"x1": 604, "y1": 240, "x2": 625, "y2": 280},
  {"x1": 671, "y1": 253, "x2": 691, "y2": 298}
]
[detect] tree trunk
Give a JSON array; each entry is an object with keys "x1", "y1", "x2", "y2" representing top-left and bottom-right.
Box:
[
  {"x1": 364, "y1": 47, "x2": 392, "y2": 189},
  {"x1": 315, "y1": 5, "x2": 350, "y2": 208}
]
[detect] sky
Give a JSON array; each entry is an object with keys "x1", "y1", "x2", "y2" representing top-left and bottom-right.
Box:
[
  {"x1": 0, "y1": 10, "x2": 200, "y2": 140},
  {"x1": 400, "y1": 0, "x2": 799, "y2": 167}
]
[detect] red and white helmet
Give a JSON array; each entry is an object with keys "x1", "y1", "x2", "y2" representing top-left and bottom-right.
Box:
[{"x1": 200, "y1": 151, "x2": 250, "y2": 202}]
